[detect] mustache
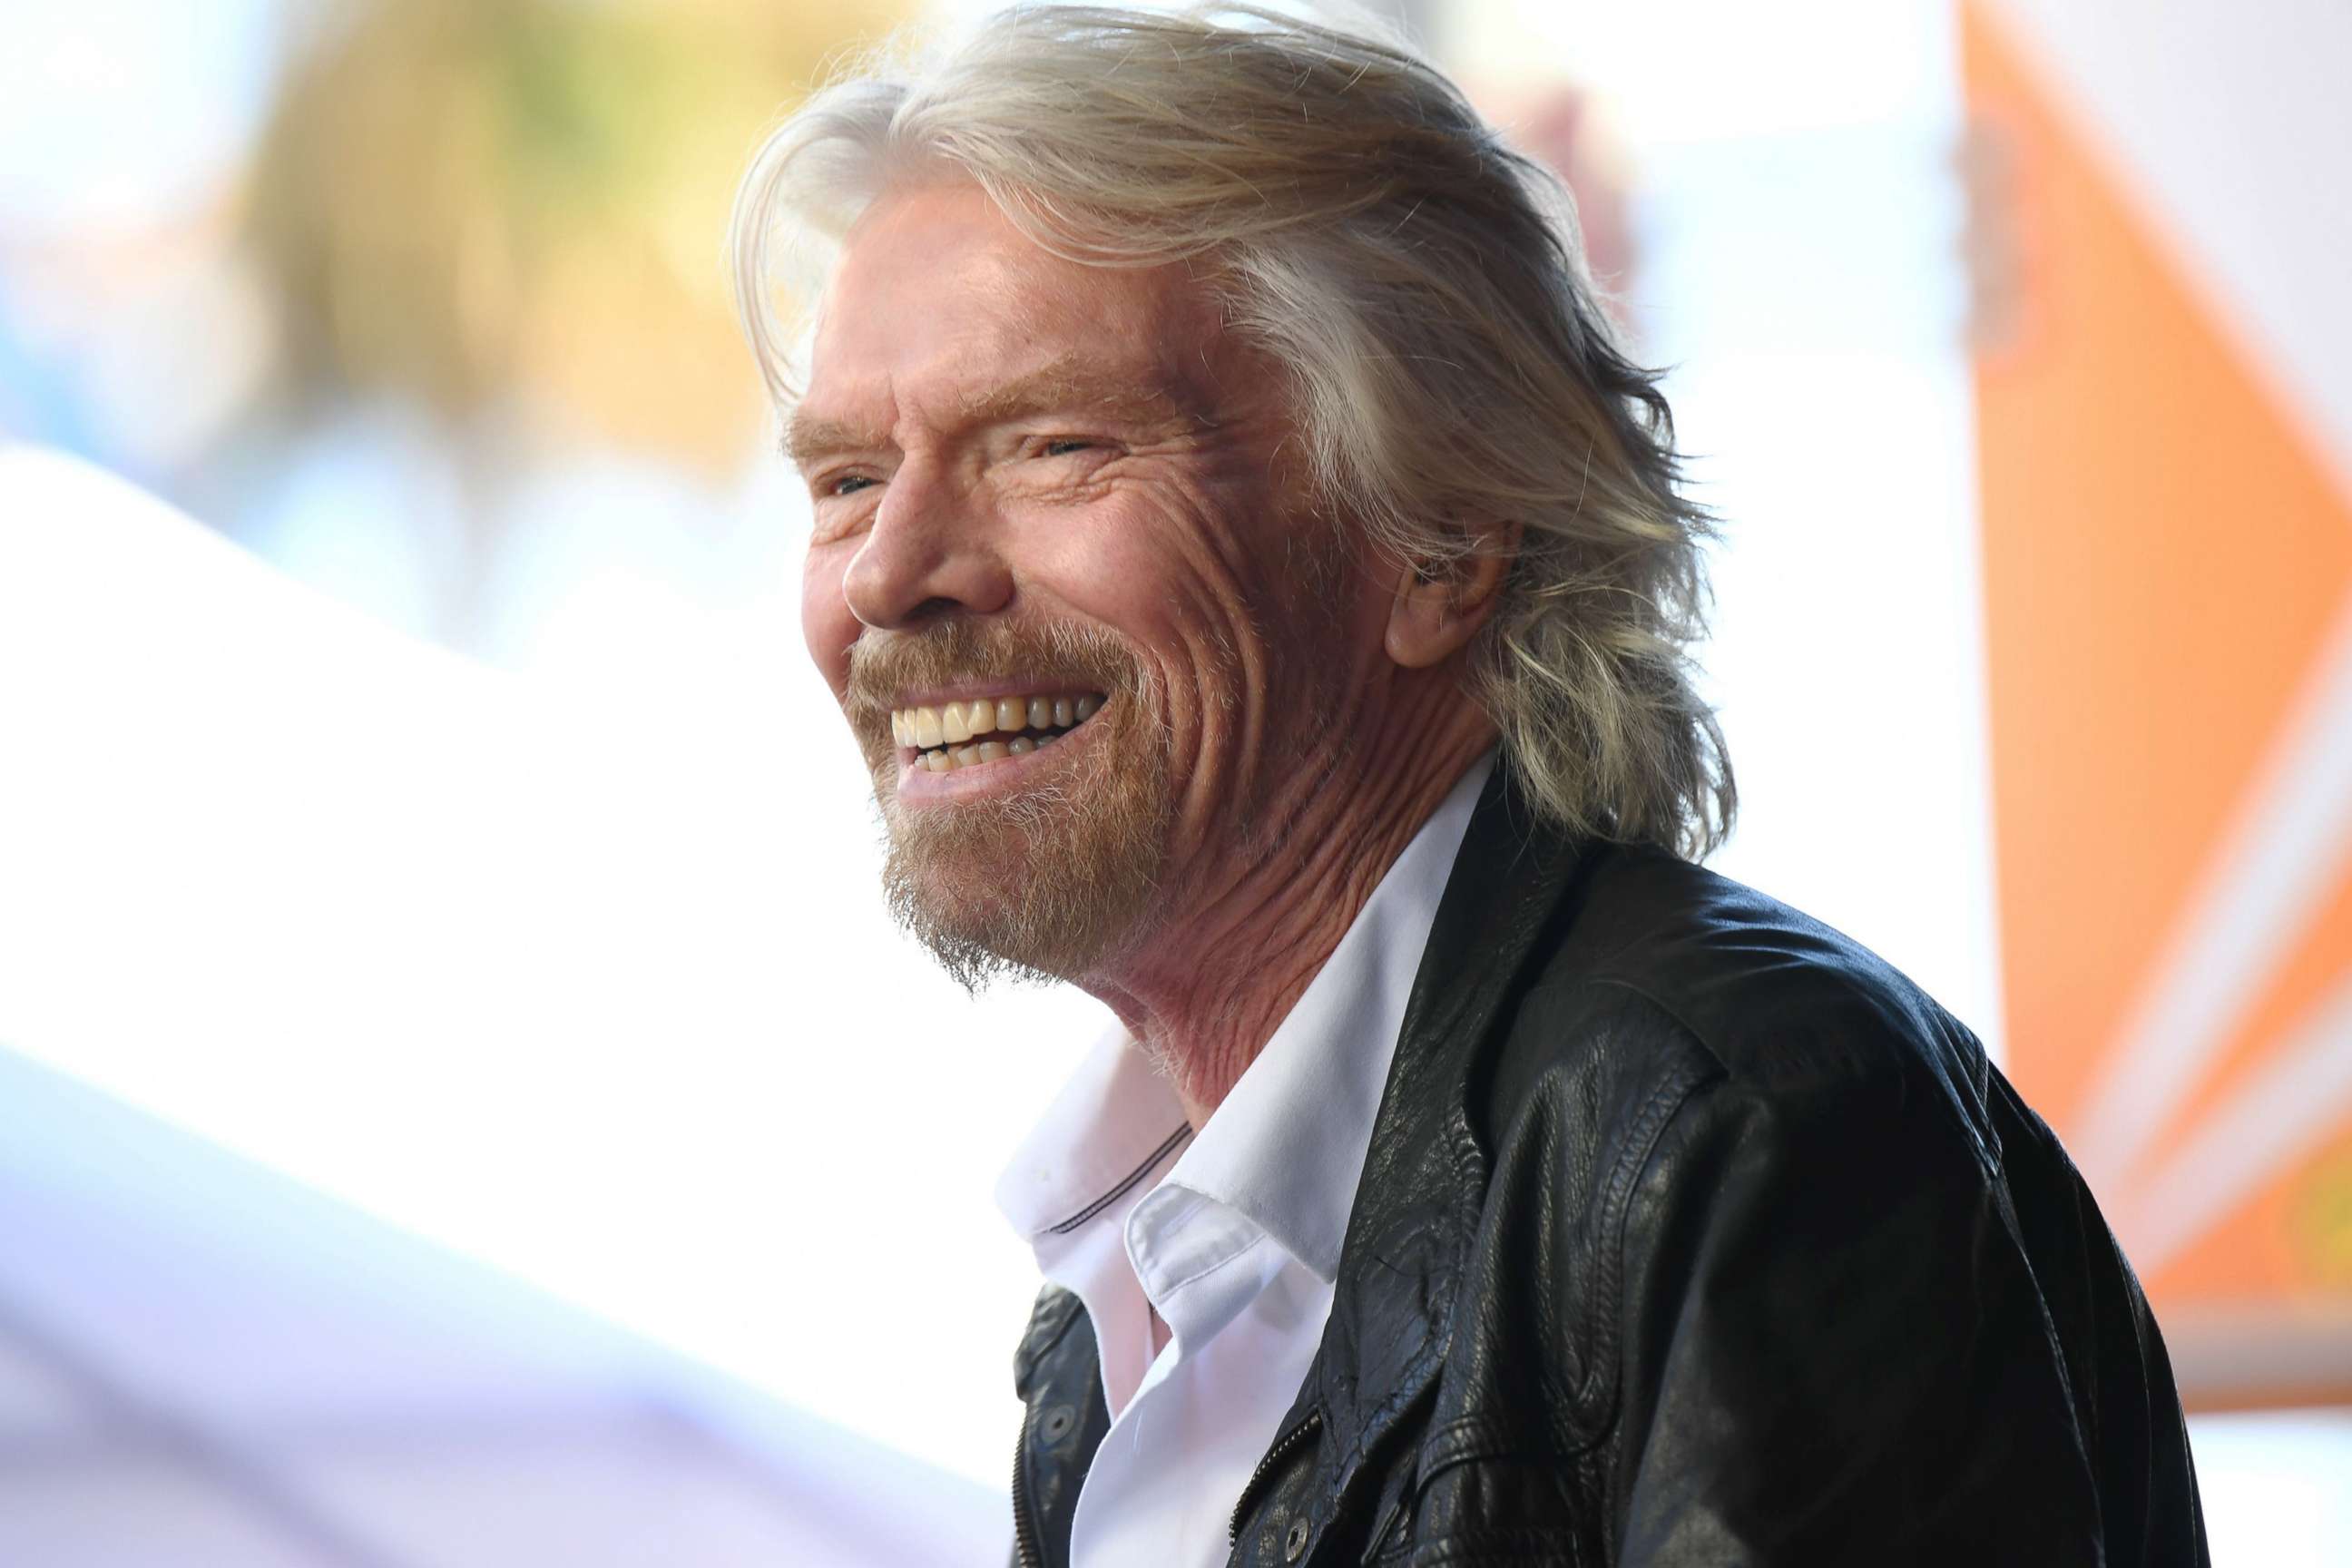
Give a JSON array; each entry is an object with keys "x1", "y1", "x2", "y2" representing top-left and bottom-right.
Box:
[{"x1": 844, "y1": 619, "x2": 1138, "y2": 721}]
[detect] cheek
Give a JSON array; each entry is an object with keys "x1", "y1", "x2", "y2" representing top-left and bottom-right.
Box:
[
  {"x1": 1035, "y1": 484, "x2": 1260, "y2": 635},
  {"x1": 1042, "y1": 529, "x2": 1225, "y2": 694},
  {"x1": 1080, "y1": 494, "x2": 1339, "y2": 678},
  {"x1": 800, "y1": 545, "x2": 859, "y2": 701}
]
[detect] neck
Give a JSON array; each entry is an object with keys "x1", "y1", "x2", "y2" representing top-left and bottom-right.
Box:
[{"x1": 1081, "y1": 676, "x2": 1494, "y2": 1128}]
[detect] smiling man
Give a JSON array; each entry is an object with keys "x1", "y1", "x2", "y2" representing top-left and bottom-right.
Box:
[
  {"x1": 730, "y1": 6, "x2": 2207, "y2": 1566},
  {"x1": 789, "y1": 179, "x2": 1502, "y2": 1122}
]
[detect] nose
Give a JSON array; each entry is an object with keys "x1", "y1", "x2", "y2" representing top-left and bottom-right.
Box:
[{"x1": 840, "y1": 458, "x2": 1014, "y2": 630}]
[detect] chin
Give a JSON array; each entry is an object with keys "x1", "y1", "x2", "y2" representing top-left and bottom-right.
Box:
[
  {"x1": 877, "y1": 782, "x2": 1164, "y2": 992},
  {"x1": 849, "y1": 652, "x2": 1178, "y2": 987}
]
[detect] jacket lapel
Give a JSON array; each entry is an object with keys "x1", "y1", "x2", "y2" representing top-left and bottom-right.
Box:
[{"x1": 1240, "y1": 764, "x2": 1591, "y2": 1554}]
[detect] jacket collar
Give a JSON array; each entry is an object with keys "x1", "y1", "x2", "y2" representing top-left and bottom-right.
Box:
[{"x1": 1270, "y1": 761, "x2": 1592, "y2": 1518}]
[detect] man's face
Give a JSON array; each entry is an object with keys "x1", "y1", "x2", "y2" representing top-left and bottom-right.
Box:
[{"x1": 793, "y1": 182, "x2": 1390, "y2": 986}]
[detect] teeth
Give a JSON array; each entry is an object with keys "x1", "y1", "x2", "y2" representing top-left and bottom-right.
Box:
[
  {"x1": 953, "y1": 745, "x2": 979, "y2": 767},
  {"x1": 1037, "y1": 732, "x2": 1057, "y2": 747},
  {"x1": 923, "y1": 750, "x2": 949, "y2": 773},
  {"x1": 892, "y1": 691, "x2": 1107, "y2": 755},
  {"x1": 977, "y1": 740, "x2": 1008, "y2": 762},
  {"x1": 1006, "y1": 736, "x2": 1034, "y2": 756}
]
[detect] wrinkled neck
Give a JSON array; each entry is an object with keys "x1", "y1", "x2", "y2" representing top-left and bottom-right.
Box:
[{"x1": 1083, "y1": 671, "x2": 1493, "y2": 1127}]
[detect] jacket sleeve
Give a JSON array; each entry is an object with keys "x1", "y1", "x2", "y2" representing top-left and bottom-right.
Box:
[{"x1": 1606, "y1": 1059, "x2": 2131, "y2": 1566}]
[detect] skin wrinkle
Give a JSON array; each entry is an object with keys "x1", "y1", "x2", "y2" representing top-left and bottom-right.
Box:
[
  {"x1": 1117, "y1": 685, "x2": 1485, "y2": 1105},
  {"x1": 799, "y1": 181, "x2": 1504, "y2": 1126},
  {"x1": 786, "y1": 357, "x2": 1212, "y2": 471}
]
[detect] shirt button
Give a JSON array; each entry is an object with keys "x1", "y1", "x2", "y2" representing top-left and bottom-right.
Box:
[{"x1": 1283, "y1": 1517, "x2": 1310, "y2": 1562}]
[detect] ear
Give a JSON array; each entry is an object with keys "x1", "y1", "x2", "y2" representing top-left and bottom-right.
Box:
[{"x1": 1383, "y1": 520, "x2": 1521, "y2": 670}]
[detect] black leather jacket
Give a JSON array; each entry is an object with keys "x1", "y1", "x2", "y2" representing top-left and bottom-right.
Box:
[{"x1": 1010, "y1": 769, "x2": 2209, "y2": 1566}]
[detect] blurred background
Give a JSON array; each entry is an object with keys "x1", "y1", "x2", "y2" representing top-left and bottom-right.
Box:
[{"x1": 0, "y1": 0, "x2": 2345, "y2": 1562}]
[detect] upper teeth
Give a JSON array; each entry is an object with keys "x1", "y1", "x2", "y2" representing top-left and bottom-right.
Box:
[{"x1": 891, "y1": 692, "x2": 1103, "y2": 765}]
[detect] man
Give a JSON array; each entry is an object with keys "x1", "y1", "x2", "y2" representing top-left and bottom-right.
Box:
[{"x1": 730, "y1": 5, "x2": 2208, "y2": 1563}]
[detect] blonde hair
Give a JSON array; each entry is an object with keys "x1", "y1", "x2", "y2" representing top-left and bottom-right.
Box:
[{"x1": 730, "y1": 3, "x2": 1734, "y2": 857}]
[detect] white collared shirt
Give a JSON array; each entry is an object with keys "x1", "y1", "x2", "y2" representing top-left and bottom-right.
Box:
[{"x1": 994, "y1": 756, "x2": 1492, "y2": 1568}]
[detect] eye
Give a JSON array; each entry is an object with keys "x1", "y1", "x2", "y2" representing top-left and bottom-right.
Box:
[
  {"x1": 1038, "y1": 437, "x2": 1098, "y2": 458},
  {"x1": 821, "y1": 473, "x2": 878, "y2": 498}
]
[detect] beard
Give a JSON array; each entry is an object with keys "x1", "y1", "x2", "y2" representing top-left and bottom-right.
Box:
[{"x1": 845, "y1": 618, "x2": 1173, "y2": 992}]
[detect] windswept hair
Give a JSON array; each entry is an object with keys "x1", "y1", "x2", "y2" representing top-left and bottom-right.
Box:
[{"x1": 730, "y1": 3, "x2": 1734, "y2": 858}]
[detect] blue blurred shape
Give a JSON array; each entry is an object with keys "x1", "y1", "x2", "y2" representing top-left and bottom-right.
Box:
[{"x1": 0, "y1": 1044, "x2": 1004, "y2": 1566}]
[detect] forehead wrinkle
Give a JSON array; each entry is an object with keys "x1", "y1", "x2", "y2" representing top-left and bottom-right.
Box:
[
  {"x1": 954, "y1": 352, "x2": 1217, "y2": 434},
  {"x1": 783, "y1": 363, "x2": 1200, "y2": 467},
  {"x1": 789, "y1": 275, "x2": 1229, "y2": 467}
]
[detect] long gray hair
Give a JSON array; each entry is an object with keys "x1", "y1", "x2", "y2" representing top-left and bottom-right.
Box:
[{"x1": 730, "y1": 3, "x2": 1734, "y2": 858}]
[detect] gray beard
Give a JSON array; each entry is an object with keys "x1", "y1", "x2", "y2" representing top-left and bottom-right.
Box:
[{"x1": 875, "y1": 687, "x2": 1172, "y2": 994}]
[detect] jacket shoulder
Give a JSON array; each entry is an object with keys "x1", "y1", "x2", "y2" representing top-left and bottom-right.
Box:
[{"x1": 1498, "y1": 841, "x2": 1998, "y2": 1161}]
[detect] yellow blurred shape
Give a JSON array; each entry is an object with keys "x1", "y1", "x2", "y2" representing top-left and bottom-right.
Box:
[{"x1": 247, "y1": 0, "x2": 904, "y2": 472}]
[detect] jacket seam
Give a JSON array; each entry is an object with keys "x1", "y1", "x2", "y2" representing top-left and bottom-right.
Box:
[
  {"x1": 1584, "y1": 1051, "x2": 1720, "y2": 1425},
  {"x1": 1412, "y1": 1053, "x2": 1717, "y2": 1480},
  {"x1": 1574, "y1": 972, "x2": 2003, "y2": 1178}
]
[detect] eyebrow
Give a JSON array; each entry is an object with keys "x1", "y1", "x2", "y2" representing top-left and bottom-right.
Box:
[
  {"x1": 783, "y1": 356, "x2": 1209, "y2": 467},
  {"x1": 782, "y1": 410, "x2": 888, "y2": 469}
]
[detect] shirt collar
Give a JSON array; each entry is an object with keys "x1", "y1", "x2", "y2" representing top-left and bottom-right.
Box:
[
  {"x1": 993, "y1": 1020, "x2": 1191, "y2": 1242},
  {"x1": 995, "y1": 753, "x2": 1494, "y2": 1280}
]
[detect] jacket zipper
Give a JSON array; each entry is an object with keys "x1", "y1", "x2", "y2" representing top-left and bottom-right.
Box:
[
  {"x1": 1227, "y1": 1406, "x2": 1325, "y2": 1546},
  {"x1": 1012, "y1": 1401, "x2": 1043, "y2": 1568}
]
